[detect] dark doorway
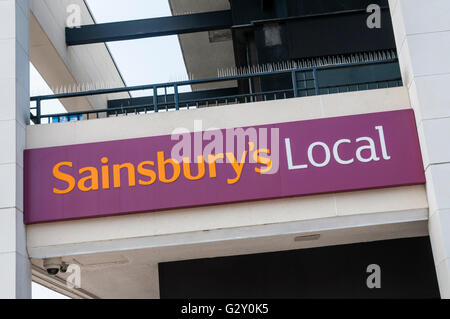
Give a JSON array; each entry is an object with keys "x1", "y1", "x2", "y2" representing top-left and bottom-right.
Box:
[{"x1": 159, "y1": 237, "x2": 439, "y2": 298}]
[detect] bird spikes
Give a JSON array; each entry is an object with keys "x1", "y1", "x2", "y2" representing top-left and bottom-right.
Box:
[
  {"x1": 47, "y1": 49, "x2": 398, "y2": 95},
  {"x1": 51, "y1": 81, "x2": 123, "y2": 94},
  {"x1": 168, "y1": 72, "x2": 195, "y2": 83},
  {"x1": 216, "y1": 49, "x2": 397, "y2": 78}
]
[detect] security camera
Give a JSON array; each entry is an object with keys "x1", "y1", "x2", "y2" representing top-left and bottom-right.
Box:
[{"x1": 43, "y1": 257, "x2": 67, "y2": 276}]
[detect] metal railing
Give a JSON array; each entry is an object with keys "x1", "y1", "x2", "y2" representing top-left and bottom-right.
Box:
[{"x1": 30, "y1": 59, "x2": 402, "y2": 125}]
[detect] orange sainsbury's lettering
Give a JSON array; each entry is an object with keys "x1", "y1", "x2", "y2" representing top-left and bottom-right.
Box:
[
  {"x1": 157, "y1": 151, "x2": 181, "y2": 184},
  {"x1": 52, "y1": 146, "x2": 270, "y2": 195},
  {"x1": 226, "y1": 151, "x2": 247, "y2": 185},
  {"x1": 182, "y1": 156, "x2": 206, "y2": 181},
  {"x1": 101, "y1": 157, "x2": 110, "y2": 189},
  {"x1": 137, "y1": 161, "x2": 157, "y2": 186},
  {"x1": 113, "y1": 163, "x2": 136, "y2": 188},
  {"x1": 253, "y1": 149, "x2": 272, "y2": 174},
  {"x1": 78, "y1": 167, "x2": 99, "y2": 192},
  {"x1": 53, "y1": 162, "x2": 76, "y2": 194},
  {"x1": 207, "y1": 153, "x2": 225, "y2": 178}
]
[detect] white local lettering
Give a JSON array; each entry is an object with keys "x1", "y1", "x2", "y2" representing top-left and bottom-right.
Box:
[{"x1": 285, "y1": 125, "x2": 391, "y2": 170}]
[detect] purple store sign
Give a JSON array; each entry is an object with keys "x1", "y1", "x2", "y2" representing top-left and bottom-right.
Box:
[{"x1": 24, "y1": 109, "x2": 425, "y2": 224}]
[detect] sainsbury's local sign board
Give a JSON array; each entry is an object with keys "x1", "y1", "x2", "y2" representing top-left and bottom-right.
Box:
[{"x1": 24, "y1": 109, "x2": 425, "y2": 224}]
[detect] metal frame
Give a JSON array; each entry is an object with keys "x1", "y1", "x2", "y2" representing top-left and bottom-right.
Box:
[
  {"x1": 30, "y1": 59, "x2": 402, "y2": 125},
  {"x1": 66, "y1": 10, "x2": 233, "y2": 46}
]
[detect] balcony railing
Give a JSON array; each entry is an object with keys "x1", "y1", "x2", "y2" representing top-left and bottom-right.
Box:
[{"x1": 30, "y1": 58, "x2": 402, "y2": 125}]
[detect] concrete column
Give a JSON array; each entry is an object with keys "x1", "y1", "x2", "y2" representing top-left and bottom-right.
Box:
[
  {"x1": 0, "y1": 0, "x2": 31, "y2": 298},
  {"x1": 389, "y1": 0, "x2": 450, "y2": 298}
]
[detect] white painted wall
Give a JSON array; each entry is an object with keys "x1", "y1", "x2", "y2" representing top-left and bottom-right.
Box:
[
  {"x1": 29, "y1": 0, "x2": 128, "y2": 113},
  {"x1": 0, "y1": 0, "x2": 31, "y2": 299},
  {"x1": 389, "y1": 0, "x2": 450, "y2": 298}
]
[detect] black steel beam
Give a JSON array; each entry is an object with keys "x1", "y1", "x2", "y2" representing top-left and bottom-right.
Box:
[{"x1": 66, "y1": 10, "x2": 233, "y2": 46}]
